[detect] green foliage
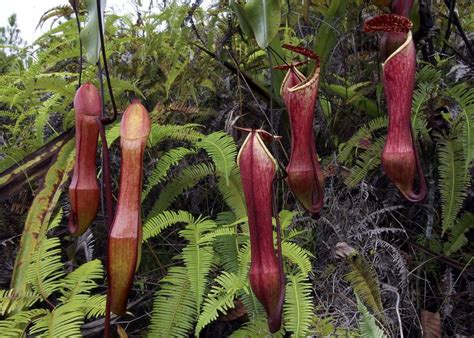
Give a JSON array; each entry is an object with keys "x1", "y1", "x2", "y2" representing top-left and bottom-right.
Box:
[
  {"x1": 443, "y1": 212, "x2": 474, "y2": 256},
  {"x1": 356, "y1": 295, "x2": 387, "y2": 338},
  {"x1": 148, "y1": 266, "x2": 196, "y2": 337},
  {"x1": 244, "y1": 0, "x2": 281, "y2": 49},
  {"x1": 197, "y1": 131, "x2": 238, "y2": 186},
  {"x1": 80, "y1": 0, "x2": 105, "y2": 64},
  {"x1": 344, "y1": 252, "x2": 384, "y2": 317},
  {"x1": 284, "y1": 274, "x2": 314, "y2": 337},
  {"x1": 438, "y1": 136, "x2": 469, "y2": 234}
]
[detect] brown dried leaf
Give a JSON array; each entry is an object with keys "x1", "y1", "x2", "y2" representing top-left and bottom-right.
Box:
[{"x1": 421, "y1": 310, "x2": 441, "y2": 338}]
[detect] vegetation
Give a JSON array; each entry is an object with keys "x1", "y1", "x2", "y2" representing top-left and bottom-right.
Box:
[{"x1": 0, "y1": 0, "x2": 473, "y2": 337}]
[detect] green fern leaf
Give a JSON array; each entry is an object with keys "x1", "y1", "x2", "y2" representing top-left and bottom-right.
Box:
[
  {"x1": 81, "y1": 294, "x2": 106, "y2": 319},
  {"x1": 149, "y1": 266, "x2": 196, "y2": 337},
  {"x1": 195, "y1": 272, "x2": 242, "y2": 335},
  {"x1": 356, "y1": 295, "x2": 387, "y2": 338},
  {"x1": 445, "y1": 84, "x2": 474, "y2": 173},
  {"x1": 216, "y1": 166, "x2": 246, "y2": 219},
  {"x1": 142, "y1": 147, "x2": 196, "y2": 201},
  {"x1": 197, "y1": 131, "x2": 237, "y2": 186},
  {"x1": 443, "y1": 212, "x2": 474, "y2": 256},
  {"x1": 231, "y1": 317, "x2": 284, "y2": 337},
  {"x1": 147, "y1": 163, "x2": 215, "y2": 216},
  {"x1": 344, "y1": 252, "x2": 383, "y2": 317},
  {"x1": 0, "y1": 309, "x2": 48, "y2": 337},
  {"x1": 143, "y1": 210, "x2": 195, "y2": 241},
  {"x1": 345, "y1": 137, "x2": 385, "y2": 188},
  {"x1": 59, "y1": 259, "x2": 104, "y2": 303},
  {"x1": 282, "y1": 241, "x2": 313, "y2": 275},
  {"x1": 30, "y1": 303, "x2": 83, "y2": 337},
  {"x1": 25, "y1": 237, "x2": 65, "y2": 299},
  {"x1": 149, "y1": 123, "x2": 202, "y2": 146},
  {"x1": 0, "y1": 289, "x2": 41, "y2": 316},
  {"x1": 438, "y1": 137, "x2": 469, "y2": 234},
  {"x1": 284, "y1": 274, "x2": 314, "y2": 337},
  {"x1": 180, "y1": 217, "x2": 217, "y2": 313}
]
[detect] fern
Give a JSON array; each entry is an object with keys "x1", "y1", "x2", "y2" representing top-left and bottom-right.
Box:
[
  {"x1": 149, "y1": 123, "x2": 202, "y2": 146},
  {"x1": 445, "y1": 83, "x2": 474, "y2": 173},
  {"x1": 195, "y1": 272, "x2": 242, "y2": 335},
  {"x1": 147, "y1": 163, "x2": 215, "y2": 216},
  {"x1": 142, "y1": 147, "x2": 196, "y2": 201},
  {"x1": 180, "y1": 217, "x2": 217, "y2": 313},
  {"x1": 231, "y1": 317, "x2": 284, "y2": 337},
  {"x1": 344, "y1": 252, "x2": 384, "y2": 317},
  {"x1": 29, "y1": 302, "x2": 84, "y2": 337},
  {"x1": 345, "y1": 137, "x2": 385, "y2": 188},
  {"x1": 284, "y1": 274, "x2": 314, "y2": 337},
  {"x1": 443, "y1": 212, "x2": 474, "y2": 256},
  {"x1": 143, "y1": 210, "x2": 195, "y2": 241},
  {"x1": 0, "y1": 309, "x2": 48, "y2": 337},
  {"x1": 338, "y1": 116, "x2": 387, "y2": 165},
  {"x1": 149, "y1": 266, "x2": 196, "y2": 337},
  {"x1": 356, "y1": 295, "x2": 387, "y2": 338},
  {"x1": 438, "y1": 136, "x2": 469, "y2": 234},
  {"x1": 196, "y1": 131, "x2": 237, "y2": 186},
  {"x1": 216, "y1": 166, "x2": 246, "y2": 219},
  {"x1": 25, "y1": 237, "x2": 65, "y2": 299},
  {"x1": 0, "y1": 289, "x2": 41, "y2": 316},
  {"x1": 59, "y1": 259, "x2": 104, "y2": 303},
  {"x1": 282, "y1": 241, "x2": 314, "y2": 275}
]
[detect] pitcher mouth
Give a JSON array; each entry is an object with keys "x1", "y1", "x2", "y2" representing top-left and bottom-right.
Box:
[{"x1": 382, "y1": 30, "x2": 413, "y2": 67}]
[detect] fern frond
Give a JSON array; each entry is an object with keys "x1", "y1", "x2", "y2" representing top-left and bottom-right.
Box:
[
  {"x1": 345, "y1": 137, "x2": 385, "y2": 188},
  {"x1": 0, "y1": 289, "x2": 41, "y2": 315},
  {"x1": 356, "y1": 295, "x2": 387, "y2": 338},
  {"x1": 147, "y1": 163, "x2": 215, "y2": 216},
  {"x1": 0, "y1": 309, "x2": 48, "y2": 337},
  {"x1": 196, "y1": 131, "x2": 237, "y2": 186},
  {"x1": 216, "y1": 166, "x2": 246, "y2": 218},
  {"x1": 445, "y1": 83, "x2": 474, "y2": 172},
  {"x1": 411, "y1": 82, "x2": 435, "y2": 142},
  {"x1": 25, "y1": 237, "x2": 65, "y2": 299},
  {"x1": 344, "y1": 252, "x2": 383, "y2": 317},
  {"x1": 180, "y1": 217, "x2": 217, "y2": 312},
  {"x1": 282, "y1": 241, "x2": 314, "y2": 275},
  {"x1": 59, "y1": 259, "x2": 104, "y2": 303},
  {"x1": 438, "y1": 136, "x2": 469, "y2": 234},
  {"x1": 149, "y1": 123, "x2": 202, "y2": 146},
  {"x1": 443, "y1": 212, "x2": 474, "y2": 256},
  {"x1": 195, "y1": 272, "x2": 242, "y2": 335},
  {"x1": 142, "y1": 147, "x2": 196, "y2": 201},
  {"x1": 81, "y1": 294, "x2": 106, "y2": 319},
  {"x1": 279, "y1": 209, "x2": 297, "y2": 230},
  {"x1": 284, "y1": 274, "x2": 314, "y2": 337},
  {"x1": 338, "y1": 116, "x2": 387, "y2": 165},
  {"x1": 231, "y1": 317, "x2": 284, "y2": 337},
  {"x1": 30, "y1": 303, "x2": 83, "y2": 337},
  {"x1": 143, "y1": 210, "x2": 195, "y2": 241},
  {"x1": 149, "y1": 266, "x2": 196, "y2": 337}
]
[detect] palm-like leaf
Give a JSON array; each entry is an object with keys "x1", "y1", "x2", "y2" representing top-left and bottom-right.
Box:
[
  {"x1": 356, "y1": 295, "x2": 387, "y2": 338},
  {"x1": 142, "y1": 147, "x2": 196, "y2": 201},
  {"x1": 143, "y1": 210, "x2": 195, "y2": 241},
  {"x1": 284, "y1": 274, "x2": 314, "y2": 337},
  {"x1": 25, "y1": 237, "x2": 65, "y2": 299},
  {"x1": 196, "y1": 131, "x2": 237, "y2": 186},
  {"x1": 149, "y1": 266, "x2": 196, "y2": 337},
  {"x1": 438, "y1": 136, "x2": 469, "y2": 234},
  {"x1": 147, "y1": 163, "x2": 215, "y2": 216},
  {"x1": 443, "y1": 212, "x2": 474, "y2": 256},
  {"x1": 180, "y1": 217, "x2": 217, "y2": 312}
]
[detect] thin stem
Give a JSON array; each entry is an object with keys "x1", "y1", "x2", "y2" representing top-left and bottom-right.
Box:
[
  {"x1": 96, "y1": 0, "x2": 118, "y2": 124},
  {"x1": 72, "y1": 3, "x2": 83, "y2": 88}
]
